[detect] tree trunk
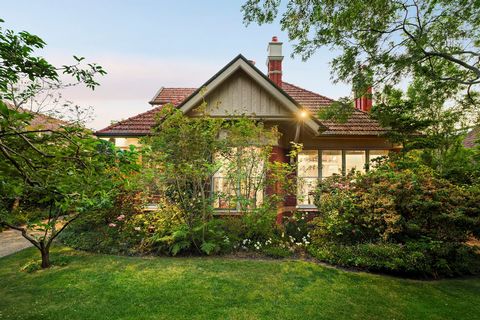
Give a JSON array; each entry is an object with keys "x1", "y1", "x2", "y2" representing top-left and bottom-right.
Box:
[{"x1": 40, "y1": 247, "x2": 50, "y2": 268}]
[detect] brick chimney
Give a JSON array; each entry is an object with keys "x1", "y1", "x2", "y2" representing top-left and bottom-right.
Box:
[
  {"x1": 267, "y1": 36, "x2": 283, "y2": 86},
  {"x1": 354, "y1": 86, "x2": 373, "y2": 112}
]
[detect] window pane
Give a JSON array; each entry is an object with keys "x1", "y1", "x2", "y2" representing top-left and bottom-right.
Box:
[
  {"x1": 298, "y1": 150, "x2": 318, "y2": 177},
  {"x1": 369, "y1": 150, "x2": 389, "y2": 169},
  {"x1": 345, "y1": 150, "x2": 366, "y2": 174},
  {"x1": 297, "y1": 177, "x2": 318, "y2": 206},
  {"x1": 321, "y1": 150, "x2": 343, "y2": 178}
]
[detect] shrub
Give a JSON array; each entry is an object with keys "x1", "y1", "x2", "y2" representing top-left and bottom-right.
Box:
[
  {"x1": 262, "y1": 246, "x2": 293, "y2": 259},
  {"x1": 309, "y1": 165, "x2": 480, "y2": 278},
  {"x1": 138, "y1": 214, "x2": 234, "y2": 256},
  {"x1": 308, "y1": 241, "x2": 480, "y2": 278},
  {"x1": 59, "y1": 186, "x2": 145, "y2": 255},
  {"x1": 240, "y1": 206, "x2": 279, "y2": 242},
  {"x1": 282, "y1": 210, "x2": 312, "y2": 245}
]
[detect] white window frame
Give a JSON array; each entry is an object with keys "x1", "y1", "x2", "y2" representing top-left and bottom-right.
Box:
[{"x1": 296, "y1": 149, "x2": 389, "y2": 209}]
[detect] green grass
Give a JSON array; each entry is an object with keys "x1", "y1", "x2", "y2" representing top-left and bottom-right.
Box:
[{"x1": 1, "y1": 247, "x2": 479, "y2": 320}]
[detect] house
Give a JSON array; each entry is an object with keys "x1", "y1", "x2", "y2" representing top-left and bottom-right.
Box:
[{"x1": 95, "y1": 37, "x2": 395, "y2": 217}]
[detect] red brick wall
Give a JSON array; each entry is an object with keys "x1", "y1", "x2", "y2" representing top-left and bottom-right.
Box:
[{"x1": 267, "y1": 146, "x2": 297, "y2": 223}]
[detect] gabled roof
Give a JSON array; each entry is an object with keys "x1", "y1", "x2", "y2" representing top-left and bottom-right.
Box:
[
  {"x1": 95, "y1": 55, "x2": 387, "y2": 137},
  {"x1": 176, "y1": 55, "x2": 321, "y2": 133}
]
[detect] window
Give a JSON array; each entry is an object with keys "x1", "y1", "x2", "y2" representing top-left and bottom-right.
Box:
[
  {"x1": 297, "y1": 150, "x2": 319, "y2": 206},
  {"x1": 345, "y1": 150, "x2": 367, "y2": 174},
  {"x1": 297, "y1": 149, "x2": 390, "y2": 207},
  {"x1": 212, "y1": 147, "x2": 265, "y2": 210},
  {"x1": 321, "y1": 150, "x2": 342, "y2": 178}
]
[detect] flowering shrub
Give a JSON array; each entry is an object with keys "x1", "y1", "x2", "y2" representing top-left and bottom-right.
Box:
[
  {"x1": 308, "y1": 165, "x2": 480, "y2": 277},
  {"x1": 282, "y1": 211, "x2": 311, "y2": 245}
]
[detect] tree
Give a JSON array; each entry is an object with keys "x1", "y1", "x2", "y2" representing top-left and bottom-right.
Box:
[
  {"x1": 141, "y1": 104, "x2": 297, "y2": 254},
  {"x1": 142, "y1": 103, "x2": 225, "y2": 252},
  {"x1": 371, "y1": 76, "x2": 480, "y2": 183},
  {"x1": 242, "y1": 0, "x2": 480, "y2": 95},
  {"x1": 0, "y1": 127, "x2": 139, "y2": 268},
  {"x1": 0, "y1": 19, "x2": 136, "y2": 268}
]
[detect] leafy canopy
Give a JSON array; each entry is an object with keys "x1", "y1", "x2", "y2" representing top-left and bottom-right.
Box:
[
  {"x1": 0, "y1": 19, "x2": 135, "y2": 268},
  {"x1": 242, "y1": 0, "x2": 480, "y2": 93}
]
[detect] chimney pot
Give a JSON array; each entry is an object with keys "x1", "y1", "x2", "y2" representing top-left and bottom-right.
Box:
[{"x1": 272, "y1": 36, "x2": 278, "y2": 42}]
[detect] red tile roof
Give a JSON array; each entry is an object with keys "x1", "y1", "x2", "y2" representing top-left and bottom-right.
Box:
[
  {"x1": 4, "y1": 101, "x2": 68, "y2": 131},
  {"x1": 280, "y1": 82, "x2": 386, "y2": 136},
  {"x1": 96, "y1": 88, "x2": 195, "y2": 136},
  {"x1": 281, "y1": 82, "x2": 333, "y2": 111},
  {"x1": 149, "y1": 87, "x2": 197, "y2": 105},
  {"x1": 96, "y1": 82, "x2": 387, "y2": 136}
]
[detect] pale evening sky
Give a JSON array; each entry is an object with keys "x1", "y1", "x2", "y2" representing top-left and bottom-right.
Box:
[{"x1": 1, "y1": 0, "x2": 351, "y2": 130}]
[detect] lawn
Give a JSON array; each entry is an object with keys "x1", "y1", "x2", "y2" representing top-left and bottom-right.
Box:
[{"x1": 0, "y1": 247, "x2": 479, "y2": 320}]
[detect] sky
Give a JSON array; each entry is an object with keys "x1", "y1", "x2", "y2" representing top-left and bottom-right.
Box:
[{"x1": 1, "y1": 0, "x2": 350, "y2": 130}]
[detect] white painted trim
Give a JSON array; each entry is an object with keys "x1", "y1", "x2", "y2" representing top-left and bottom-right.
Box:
[{"x1": 149, "y1": 86, "x2": 164, "y2": 105}]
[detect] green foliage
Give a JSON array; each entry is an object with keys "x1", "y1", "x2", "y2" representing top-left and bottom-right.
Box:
[
  {"x1": 20, "y1": 260, "x2": 42, "y2": 273},
  {"x1": 262, "y1": 246, "x2": 292, "y2": 259},
  {"x1": 0, "y1": 20, "x2": 105, "y2": 97},
  {"x1": 0, "y1": 19, "x2": 129, "y2": 268},
  {"x1": 242, "y1": 0, "x2": 480, "y2": 92},
  {"x1": 391, "y1": 148, "x2": 480, "y2": 186},
  {"x1": 309, "y1": 241, "x2": 480, "y2": 278},
  {"x1": 135, "y1": 104, "x2": 295, "y2": 256},
  {"x1": 20, "y1": 255, "x2": 70, "y2": 273},
  {"x1": 309, "y1": 164, "x2": 480, "y2": 277},
  {"x1": 317, "y1": 97, "x2": 354, "y2": 124},
  {"x1": 240, "y1": 206, "x2": 278, "y2": 242},
  {"x1": 282, "y1": 211, "x2": 311, "y2": 244},
  {"x1": 61, "y1": 104, "x2": 294, "y2": 258}
]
